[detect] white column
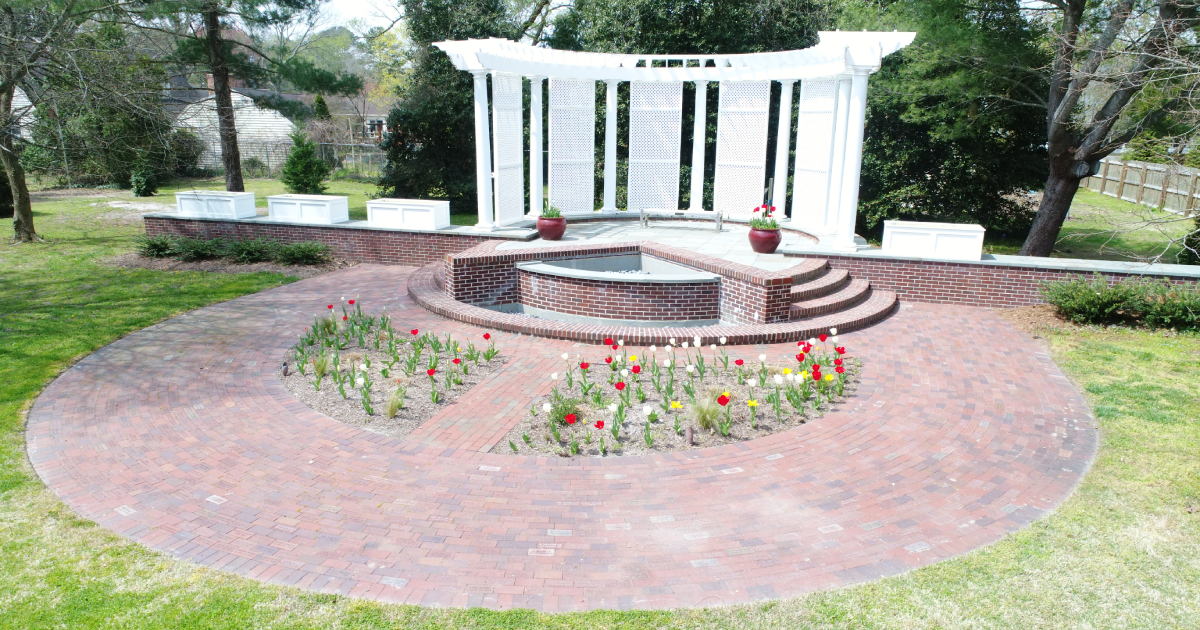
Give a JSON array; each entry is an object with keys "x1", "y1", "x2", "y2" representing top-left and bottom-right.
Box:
[
  {"x1": 771, "y1": 80, "x2": 794, "y2": 216},
  {"x1": 689, "y1": 80, "x2": 708, "y2": 212},
  {"x1": 528, "y1": 76, "x2": 545, "y2": 218},
  {"x1": 835, "y1": 70, "x2": 870, "y2": 251},
  {"x1": 471, "y1": 71, "x2": 495, "y2": 230},
  {"x1": 823, "y1": 75, "x2": 852, "y2": 236},
  {"x1": 602, "y1": 79, "x2": 619, "y2": 212}
]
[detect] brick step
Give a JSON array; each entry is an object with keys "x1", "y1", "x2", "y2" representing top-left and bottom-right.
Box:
[
  {"x1": 790, "y1": 268, "x2": 850, "y2": 302},
  {"x1": 790, "y1": 279, "x2": 871, "y2": 319},
  {"x1": 784, "y1": 257, "x2": 829, "y2": 285},
  {"x1": 789, "y1": 289, "x2": 899, "y2": 337}
]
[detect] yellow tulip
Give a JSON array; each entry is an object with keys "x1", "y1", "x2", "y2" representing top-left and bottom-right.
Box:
[
  {"x1": 783, "y1": 368, "x2": 792, "y2": 375},
  {"x1": 670, "y1": 401, "x2": 682, "y2": 409},
  {"x1": 630, "y1": 355, "x2": 637, "y2": 362},
  {"x1": 747, "y1": 399, "x2": 758, "y2": 407},
  {"x1": 825, "y1": 374, "x2": 834, "y2": 381}
]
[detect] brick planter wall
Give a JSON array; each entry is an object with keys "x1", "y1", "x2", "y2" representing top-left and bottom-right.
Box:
[
  {"x1": 144, "y1": 215, "x2": 522, "y2": 267},
  {"x1": 518, "y1": 270, "x2": 720, "y2": 321},
  {"x1": 784, "y1": 253, "x2": 1200, "y2": 307}
]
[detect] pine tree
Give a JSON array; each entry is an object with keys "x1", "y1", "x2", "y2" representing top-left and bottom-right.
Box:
[
  {"x1": 280, "y1": 133, "x2": 330, "y2": 194},
  {"x1": 313, "y1": 94, "x2": 332, "y2": 120}
]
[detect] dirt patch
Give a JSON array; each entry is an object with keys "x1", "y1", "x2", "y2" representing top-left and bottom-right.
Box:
[
  {"x1": 30, "y1": 188, "x2": 115, "y2": 202},
  {"x1": 995, "y1": 304, "x2": 1080, "y2": 337},
  {"x1": 279, "y1": 340, "x2": 507, "y2": 440},
  {"x1": 105, "y1": 252, "x2": 354, "y2": 279},
  {"x1": 496, "y1": 350, "x2": 860, "y2": 458}
]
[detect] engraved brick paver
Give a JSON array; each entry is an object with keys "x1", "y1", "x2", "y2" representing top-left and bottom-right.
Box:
[{"x1": 26, "y1": 264, "x2": 1097, "y2": 611}]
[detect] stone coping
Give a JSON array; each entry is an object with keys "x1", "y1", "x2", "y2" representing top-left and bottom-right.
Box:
[
  {"x1": 509, "y1": 210, "x2": 821, "y2": 240},
  {"x1": 141, "y1": 212, "x2": 539, "y2": 240},
  {"x1": 449, "y1": 240, "x2": 825, "y2": 287},
  {"x1": 515, "y1": 258, "x2": 722, "y2": 284},
  {"x1": 411, "y1": 262, "x2": 897, "y2": 345},
  {"x1": 781, "y1": 242, "x2": 1200, "y2": 279}
]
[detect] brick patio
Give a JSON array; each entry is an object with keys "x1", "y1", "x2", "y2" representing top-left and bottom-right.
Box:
[{"x1": 26, "y1": 265, "x2": 1097, "y2": 611}]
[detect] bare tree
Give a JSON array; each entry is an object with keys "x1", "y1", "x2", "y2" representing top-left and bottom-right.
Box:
[{"x1": 1021, "y1": 0, "x2": 1200, "y2": 256}]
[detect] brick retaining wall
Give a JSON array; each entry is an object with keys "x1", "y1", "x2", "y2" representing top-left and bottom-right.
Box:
[
  {"x1": 144, "y1": 215, "x2": 516, "y2": 267},
  {"x1": 784, "y1": 253, "x2": 1200, "y2": 307},
  {"x1": 518, "y1": 270, "x2": 720, "y2": 321}
]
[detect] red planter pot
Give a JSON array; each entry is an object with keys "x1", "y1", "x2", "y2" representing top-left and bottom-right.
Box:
[
  {"x1": 537, "y1": 216, "x2": 567, "y2": 241},
  {"x1": 748, "y1": 228, "x2": 782, "y2": 253}
]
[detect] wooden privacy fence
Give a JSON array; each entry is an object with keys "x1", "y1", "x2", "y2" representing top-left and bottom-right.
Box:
[{"x1": 1083, "y1": 157, "x2": 1199, "y2": 216}]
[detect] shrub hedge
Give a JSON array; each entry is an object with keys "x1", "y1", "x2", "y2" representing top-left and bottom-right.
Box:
[
  {"x1": 1040, "y1": 274, "x2": 1200, "y2": 329},
  {"x1": 134, "y1": 235, "x2": 332, "y2": 266}
]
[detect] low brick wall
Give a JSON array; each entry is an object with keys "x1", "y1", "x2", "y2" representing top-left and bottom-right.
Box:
[
  {"x1": 519, "y1": 270, "x2": 720, "y2": 322},
  {"x1": 784, "y1": 252, "x2": 1200, "y2": 307},
  {"x1": 143, "y1": 215, "x2": 521, "y2": 268}
]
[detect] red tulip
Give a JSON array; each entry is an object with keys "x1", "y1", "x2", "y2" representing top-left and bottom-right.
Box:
[
  {"x1": 483, "y1": 333, "x2": 491, "y2": 340},
  {"x1": 611, "y1": 344, "x2": 618, "y2": 351},
  {"x1": 615, "y1": 382, "x2": 626, "y2": 391},
  {"x1": 595, "y1": 420, "x2": 604, "y2": 429},
  {"x1": 631, "y1": 365, "x2": 641, "y2": 374},
  {"x1": 717, "y1": 394, "x2": 730, "y2": 406},
  {"x1": 427, "y1": 368, "x2": 436, "y2": 376},
  {"x1": 812, "y1": 372, "x2": 821, "y2": 381},
  {"x1": 564, "y1": 413, "x2": 576, "y2": 424},
  {"x1": 452, "y1": 358, "x2": 461, "y2": 365},
  {"x1": 348, "y1": 299, "x2": 355, "y2": 305},
  {"x1": 735, "y1": 359, "x2": 744, "y2": 366},
  {"x1": 410, "y1": 329, "x2": 418, "y2": 336},
  {"x1": 753, "y1": 207, "x2": 760, "y2": 213},
  {"x1": 342, "y1": 315, "x2": 348, "y2": 321},
  {"x1": 327, "y1": 304, "x2": 333, "y2": 310},
  {"x1": 795, "y1": 352, "x2": 805, "y2": 363},
  {"x1": 604, "y1": 337, "x2": 613, "y2": 345},
  {"x1": 835, "y1": 366, "x2": 845, "y2": 374},
  {"x1": 834, "y1": 358, "x2": 843, "y2": 366},
  {"x1": 819, "y1": 334, "x2": 827, "y2": 342},
  {"x1": 580, "y1": 362, "x2": 589, "y2": 370},
  {"x1": 836, "y1": 347, "x2": 846, "y2": 355},
  {"x1": 605, "y1": 356, "x2": 613, "y2": 364}
]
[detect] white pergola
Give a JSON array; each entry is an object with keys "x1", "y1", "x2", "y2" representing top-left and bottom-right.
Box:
[{"x1": 435, "y1": 31, "x2": 914, "y2": 250}]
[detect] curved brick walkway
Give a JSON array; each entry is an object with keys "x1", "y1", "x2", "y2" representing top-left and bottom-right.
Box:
[{"x1": 26, "y1": 265, "x2": 1097, "y2": 611}]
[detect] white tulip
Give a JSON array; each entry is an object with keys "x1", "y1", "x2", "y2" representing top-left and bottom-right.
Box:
[
  {"x1": 608, "y1": 403, "x2": 618, "y2": 413},
  {"x1": 710, "y1": 344, "x2": 716, "y2": 351},
  {"x1": 685, "y1": 364, "x2": 694, "y2": 373},
  {"x1": 758, "y1": 354, "x2": 766, "y2": 362},
  {"x1": 774, "y1": 375, "x2": 783, "y2": 385},
  {"x1": 561, "y1": 353, "x2": 569, "y2": 361},
  {"x1": 543, "y1": 403, "x2": 552, "y2": 413},
  {"x1": 341, "y1": 296, "x2": 345, "y2": 301},
  {"x1": 786, "y1": 373, "x2": 795, "y2": 382},
  {"x1": 650, "y1": 345, "x2": 657, "y2": 352},
  {"x1": 808, "y1": 338, "x2": 817, "y2": 345},
  {"x1": 643, "y1": 406, "x2": 653, "y2": 416},
  {"x1": 832, "y1": 336, "x2": 839, "y2": 344},
  {"x1": 551, "y1": 372, "x2": 558, "y2": 380},
  {"x1": 618, "y1": 339, "x2": 625, "y2": 346},
  {"x1": 681, "y1": 342, "x2": 689, "y2": 349},
  {"x1": 355, "y1": 378, "x2": 364, "y2": 387},
  {"x1": 830, "y1": 327, "x2": 838, "y2": 335},
  {"x1": 662, "y1": 359, "x2": 671, "y2": 368},
  {"x1": 748, "y1": 378, "x2": 758, "y2": 388},
  {"x1": 693, "y1": 336, "x2": 701, "y2": 346},
  {"x1": 719, "y1": 336, "x2": 727, "y2": 345},
  {"x1": 621, "y1": 369, "x2": 629, "y2": 377},
  {"x1": 669, "y1": 337, "x2": 676, "y2": 345}
]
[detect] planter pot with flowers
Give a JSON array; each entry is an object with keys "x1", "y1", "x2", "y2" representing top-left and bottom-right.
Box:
[
  {"x1": 537, "y1": 205, "x2": 567, "y2": 241},
  {"x1": 747, "y1": 203, "x2": 782, "y2": 253}
]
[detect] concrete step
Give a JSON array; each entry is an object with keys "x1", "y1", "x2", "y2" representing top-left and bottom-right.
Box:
[
  {"x1": 790, "y1": 279, "x2": 871, "y2": 319},
  {"x1": 790, "y1": 268, "x2": 850, "y2": 302},
  {"x1": 788, "y1": 289, "x2": 899, "y2": 338}
]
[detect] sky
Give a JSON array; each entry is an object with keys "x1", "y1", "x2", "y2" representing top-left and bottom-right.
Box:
[{"x1": 327, "y1": 0, "x2": 400, "y2": 30}]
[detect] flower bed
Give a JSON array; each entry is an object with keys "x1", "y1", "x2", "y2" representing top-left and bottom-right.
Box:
[
  {"x1": 279, "y1": 299, "x2": 505, "y2": 438},
  {"x1": 499, "y1": 331, "x2": 859, "y2": 457}
]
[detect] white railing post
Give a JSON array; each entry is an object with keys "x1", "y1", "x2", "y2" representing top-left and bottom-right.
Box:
[
  {"x1": 602, "y1": 79, "x2": 619, "y2": 212},
  {"x1": 772, "y1": 80, "x2": 794, "y2": 216},
  {"x1": 529, "y1": 75, "x2": 545, "y2": 218},
  {"x1": 689, "y1": 80, "x2": 708, "y2": 212},
  {"x1": 834, "y1": 69, "x2": 870, "y2": 251},
  {"x1": 471, "y1": 70, "x2": 495, "y2": 230}
]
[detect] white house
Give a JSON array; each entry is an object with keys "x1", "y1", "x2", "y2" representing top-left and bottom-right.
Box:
[
  {"x1": 174, "y1": 92, "x2": 296, "y2": 170},
  {"x1": 10, "y1": 88, "x2": 35, "y2": 141}
]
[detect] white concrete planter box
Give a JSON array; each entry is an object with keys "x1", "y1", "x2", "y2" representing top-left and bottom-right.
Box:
[
  {"x1": 366, "y1": 198, "x2": 451, "y2": 230},
  {"x1": 882, "y1": 220, "x2": 985, "y2": 261},
  {"x1": 175, "y1": 191, "x2": 256, "y2": 219},
  {"x1": 267, "y1": 194, "x2": 349, "y2": 224}
]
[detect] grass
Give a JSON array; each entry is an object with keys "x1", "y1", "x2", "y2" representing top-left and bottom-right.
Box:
[
  {"x1": 983, "y1": 188, "x2": 1196, "y2": 261},
  {"x1": 1, "y1": 189, "x2": 1198, "y2": 628}
]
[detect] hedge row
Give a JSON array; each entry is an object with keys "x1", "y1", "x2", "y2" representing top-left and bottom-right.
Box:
[
  {"x1": 1040, "y1": 274, "x2": 1200, "y2": 330},
  {"x1": 135, "y1": 235, "x2": 332, "y2": 266}
]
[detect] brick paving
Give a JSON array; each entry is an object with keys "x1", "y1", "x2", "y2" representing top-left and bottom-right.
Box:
[{"x1": 26, "y1": 264, "x2": 1097, "y2": 611}]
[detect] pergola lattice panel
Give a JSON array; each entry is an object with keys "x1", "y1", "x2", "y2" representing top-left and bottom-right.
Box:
[
  {"x1": 628, "y1": 81, "x2": 683, "y2": 212},
  {"x1": 713, "y1": 81, "x2": 771, "y2": 217},
  {"x1": 549, "y1": 78, "x2": 596, "y2": 216},
  {"x1": 792, "y1": 78, "x2": 838, "y2": 229},
  {"x1": 492, "y1": 72, "x2": 525, "y2": 226}
]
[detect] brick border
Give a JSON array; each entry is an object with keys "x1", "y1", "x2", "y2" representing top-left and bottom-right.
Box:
[{"x1": 785, "y1": 252, "x2": 1200, "y2": 308}]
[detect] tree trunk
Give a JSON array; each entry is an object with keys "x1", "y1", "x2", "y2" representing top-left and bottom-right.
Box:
[
  {"x1": 1020, "y1": 168, "x2": 1082, "y2": 257},
  {"x1": 204, "y1": 6, "x2": 244, "y2": 192},
  {"x1": 0, "y1": 85, "x2": 37, "y2": 242}
]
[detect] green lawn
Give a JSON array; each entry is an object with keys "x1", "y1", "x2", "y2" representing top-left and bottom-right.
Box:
[
  {"x1": 983, "y1": 189, "x2": 1196, "y2": 261},
  {"x1": 1, "y1": 190, "x2": 1198, "y2": 628}
]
